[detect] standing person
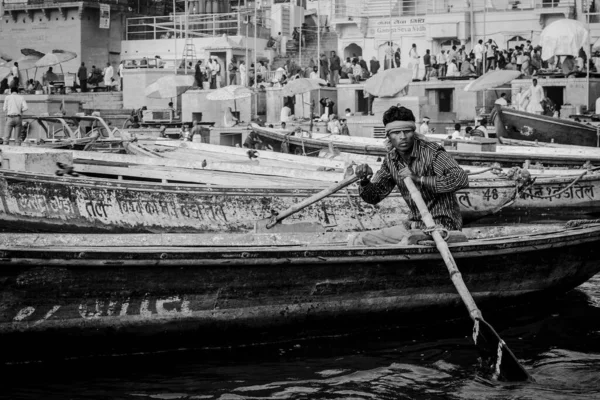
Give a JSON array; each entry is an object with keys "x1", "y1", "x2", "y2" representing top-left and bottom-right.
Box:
[
  {"x1": 423, "y1": 50, "x2": 432, "y2": 81},
  {"x1": 194, "y1": 60, "x2": 203, "y2": 87},
  {"x1": 370, "y1": 57, "x2": 380, "y2": 75},
  {"x1": 118, "y1": 60, "x2": 124, "y2": 91},
  {"x1": 310, "y1": 66, "x2": 319, "y2": 80},
  {"x1": 340, "y1": 119, "x2": 350, "y2": 136},
  {"x1": 319, "y1": 52, "x2": 329, "y2": 83},
  {"x1": 474, "y1": 39, "x2": 484, "y2": 75},
  {"x1": 239, "y1": 61, "x2": 247, "y2": 86},
  {"x1": 384, "y1": 44, "x2": 394, "y2": 69},
  {"x1": 275, "y1": 32, "x2": 282, "y2": 55},
  {"x1": 437, "y1": 49, "x2": 447, "y2": 77},
  {"x1": 350, "y1": 106, "x2": 468, "y2": 246},
  {"x1": 78, "y1": 62, "x2": 88, "y2": 93},
  {"x1": 485, "y1": 39, "x2": 497, "y2": 71},
  {"x1": 409, "y1": 43, "x2": 420, "y2": 80},
  {"x1": 228, "y1": 58, "x2": 238, "y2": 85},
  {"x1": 11, "y1": 62, "x2": 20, "y2": 87},
  {"x1": 2, "y1": 87, "x2": 28, "y2": 146},
  {"x1": 358, "y1": 56, "x2": 369, "y2": 74},
  {"x1": 394, "y1": 48, "x2": 401, "y2": 68},
  {"x1": 329, "y1": 50, "x2": 341, "y2": 87},
  {"x1": 103, "y1": 62, "x2": 114, "y2": 92},
  {"x1": 457, "y1": 45, "x2": 466, "y2": 71},
  {"x1": 209, "y1": 58, "x2": 218, "y2": 89},
  {"x1": 523, "y1": 79, "x2": 544, "y2": 114}
]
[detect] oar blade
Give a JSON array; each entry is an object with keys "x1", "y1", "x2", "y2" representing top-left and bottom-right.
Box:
[{"x1": 475, "y1": 318, "x2": 531, "y2": 382}]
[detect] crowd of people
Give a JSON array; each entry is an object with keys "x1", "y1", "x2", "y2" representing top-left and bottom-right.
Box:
[
  {"x1": 0, "y1": 61, "x2": 122, "y2": 95},
  {"x1": 418, "y1": 39, "x2": 596, "y2": 82}
]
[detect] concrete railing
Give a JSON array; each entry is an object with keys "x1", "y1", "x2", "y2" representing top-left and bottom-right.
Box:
[{"x1": 332, "y1": 0, "x2": 575, "y2": 18}]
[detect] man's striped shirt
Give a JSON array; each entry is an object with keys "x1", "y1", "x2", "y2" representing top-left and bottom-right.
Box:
[{"x1": 359, "y1": 137, "x2": 469, "y2": 230}]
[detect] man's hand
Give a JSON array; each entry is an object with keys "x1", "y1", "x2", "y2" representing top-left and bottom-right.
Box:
[
  {"x1": 398, "y1": 166, "x2": 418, "y2": 182},
  {"x1": 355, "y1": 164, "x2": 373, "y2": 182}
]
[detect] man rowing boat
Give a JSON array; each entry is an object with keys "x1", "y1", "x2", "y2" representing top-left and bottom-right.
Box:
[{"x1": 350, "y1": 106, "x2": 469, "y2": 246}]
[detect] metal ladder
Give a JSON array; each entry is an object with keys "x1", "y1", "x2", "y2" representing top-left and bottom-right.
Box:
[{"x1": 182, "y1": 38, "x2": 196, "y2": 68}]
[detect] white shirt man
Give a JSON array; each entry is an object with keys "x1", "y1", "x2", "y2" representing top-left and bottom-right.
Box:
[
  {"x1": 280, "y1": 105, "x2": 292, "y2": 122},
  {"x1": 309, "y1": 70, "x2": 319, "y2": 80},
  {"x1": 409, "y1": 45, "x2": 420, "y2": 79},
  {"x1": 239, "y1": 62, "x2": 247, "y2": 86},
  {"x1": 103, "y1": 63, "x2": 114, "y2": 89},
  {"x1": 494, "y1": 94, "x2": 508, "y2": 106},
  {"x1": 419, "y1": 117, "x2": 432, "y2": 135},
  {"x1": 474, "y1": 42, "x2": 484, "y2": 61},
  {"x1": 446, "y1": 60, "x2": 459, "y2": 77},
  {"x1": 2, "y1": 87, "x2": 28, "y2": 145}
]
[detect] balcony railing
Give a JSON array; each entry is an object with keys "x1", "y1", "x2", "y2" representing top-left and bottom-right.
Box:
[
  {"x1": 2, "y1": 0, "x2": 130, "y2": 9},
  {"x1": 125, "y1": 12, "x2": 270, "y2": 41},
  {"x1": 331, "y1": 0, "x2": 575, "y2": 19}
]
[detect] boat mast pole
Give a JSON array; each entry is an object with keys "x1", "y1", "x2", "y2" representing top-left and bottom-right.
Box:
[
  {"x1": 173, "y1": 0, "x2": 177, "y2": 73},
  {"x1": 317, "y1": 0, "x2": 320, "y2": 78},
  {"x1": 184, "y1": 0, "x2": 188, "y2": 74},
  {"x1": 587, "y1": 8, "x2": 591, "y2": 113},
  {"x1": 389, "y1": 0, "x2": 393, "y2": 69}
]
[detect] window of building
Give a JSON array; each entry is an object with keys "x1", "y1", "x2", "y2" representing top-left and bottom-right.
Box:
[{"x1": 438, "y1": 89, "x2": 453, "y2": 112}]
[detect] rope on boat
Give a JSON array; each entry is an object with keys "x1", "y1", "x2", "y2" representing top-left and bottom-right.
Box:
[
  {"x1": 466, "y1": 163, "x2": 503, "y2": 176},
  {"x1": 345, "y1": 188, "x2": 366, "y2": 231},
  {"x1": 423, "y1": 225, "x2": 450, "y2": 241},
  {"x1": 522, "y1": 167, "x2": 598, "y2": 199}
]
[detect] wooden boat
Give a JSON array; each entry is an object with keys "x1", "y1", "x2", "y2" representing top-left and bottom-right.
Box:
[
  {"x1": 2, "y1": 160, "x2": 600, "y2": 233},
  {"x1": 19, "y1": 114, "x2": 126, "y2": 151},
  {"x1": 251, "y1": 123, "x2": 600, "y2": 168},
  {"x1": 493, "y1": 105, "x2": 600, "y2": 147},
  {"x1": 2, "y1": 222, "x2": 600, "y2": 361}
]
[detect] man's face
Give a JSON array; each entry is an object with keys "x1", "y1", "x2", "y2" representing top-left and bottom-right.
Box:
[
  {"x1": 388, "y1": 129, "x2": 415, "y2": 153},
  {"x1": 331, "y1": 52, "x2": 336, "y2": 57}
]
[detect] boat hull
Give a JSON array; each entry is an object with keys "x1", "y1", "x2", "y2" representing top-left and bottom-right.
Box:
[
  {"x1": 494, "y1": 105, "x2": 600, "y2": 147},
  {"x1": 2, "y1": 170, "x2": 600, "y2": 233},
  {"x1": 1, "y1": 225, "x2": 600, "y2": 361},
  {"x1": 252, "y1": 123, "x2": 600, "y2": 168}
]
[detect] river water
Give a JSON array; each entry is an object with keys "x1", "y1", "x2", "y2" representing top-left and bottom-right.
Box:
[{"x1": 4, "y1": 274, "x2": 600, "y2": 400}]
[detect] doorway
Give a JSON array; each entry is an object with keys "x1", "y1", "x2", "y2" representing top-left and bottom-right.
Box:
[
  {"x1": 356, "y1": 90, "x2": 368, "y2": 115},
  {"x1": 544, "y1": 86, "x2": 564, "y2": 113},
  {"x1": 210, "y1": 51, "x2": 227, "y2": 87},
  {"x1": 438, "y1": 89, "x2": 454, "y2": 112},
  {"x1": 344, "y1": 43, "x2": 362, "y2": 60}
]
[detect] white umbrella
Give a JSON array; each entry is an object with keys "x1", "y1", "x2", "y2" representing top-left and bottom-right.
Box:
[
  {"x1": 35, "y1": 50, "x2": 78, "y2": 78},
  {"x1": 206, "y1": 85, "x2": 254, "y2": 111},
  {"x1": 539, "y1": 19, "x2": 589, "y2": 61},
  {"x1": 464, "y1": 70, "x2": 522, "y2": 92},
  {"x1": 363, "y1": 67, "x2": 413, "y2": 97},
  {"x1": 144, "y1": 75, "x2": 195, "y2": 99}
]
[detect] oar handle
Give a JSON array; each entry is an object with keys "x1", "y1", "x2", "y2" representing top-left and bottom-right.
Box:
[
  {"x1": 403, "y1": 177, "x2": 482, "y2": 322},
  {"x1": 267, "y1": 175, "x2": 360, "y2": 228}
]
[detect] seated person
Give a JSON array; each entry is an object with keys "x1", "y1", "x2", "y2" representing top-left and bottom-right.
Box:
[
  {"x1": 460, "y1": 59, "x2": 476, "y2": 77},
  {"x1": 43, "y1": 67, "x2": 60, "y2": 85},
  {"x1": 348, "y1": 61, "x2": 362, "y2": 84},
  {"x1": 243, "y1": 130, "x2": 262, "y2": 149},
  {"x1": 223, "y1": 107, "x2": 239, "y2": 128},
  {"x1": 327, "y1": 114, "x2": 341, "y2": 134},
  {"x1": 350, "y1": 105, "x2": 468, "y2": 246},
  {"x1": 450, "y1": 123, "x2": 463, "y2": 139}
]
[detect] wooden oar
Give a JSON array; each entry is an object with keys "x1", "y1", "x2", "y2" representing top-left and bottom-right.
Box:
[
  {"x1": 255, "y1": 168, "x2": 359, "y2": 233},
  {"x1": 403, "y1": 177, "x2": 531, "y2": 382}
]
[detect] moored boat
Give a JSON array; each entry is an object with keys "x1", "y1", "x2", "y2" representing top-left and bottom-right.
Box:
[
  {"x1": 494, "y1": 105, "x2": 600, "y2": 147},
  {"x1": 1, "y1": 165, "x2": 600, "y2": 233},
  {"x1": 251, "y1": 123, "x2": 600, "y2": 168},
  {"x1": 2, "y1": 222, "x2": 600, "y2": 361}
]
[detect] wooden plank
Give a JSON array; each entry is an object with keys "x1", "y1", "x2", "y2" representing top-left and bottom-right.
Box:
[
  {"x1": 1, "y1": 144, "x2": 343, "y2": 183},
  {"x1": 155, "y1": 140, "x2": 348, "y2": 169},
  {"x1": 74, "y1": 163, "x2": 330, "y2": 187}
]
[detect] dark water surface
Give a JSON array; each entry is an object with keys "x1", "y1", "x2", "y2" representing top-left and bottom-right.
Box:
[{"x1": 4, "y1": 274, "x2": 600, "y2": 400}]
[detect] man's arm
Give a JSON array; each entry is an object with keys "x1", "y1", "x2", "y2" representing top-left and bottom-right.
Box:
[
  {"x1": 21, "y1": 98, "x2": 28, "y2": 113},
  {"x1": 358, "y1": 160, "x2": 396, "y2": 205},
  {"x1": 421, "y1": 150, "x2": 468, "y2": 193}
]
